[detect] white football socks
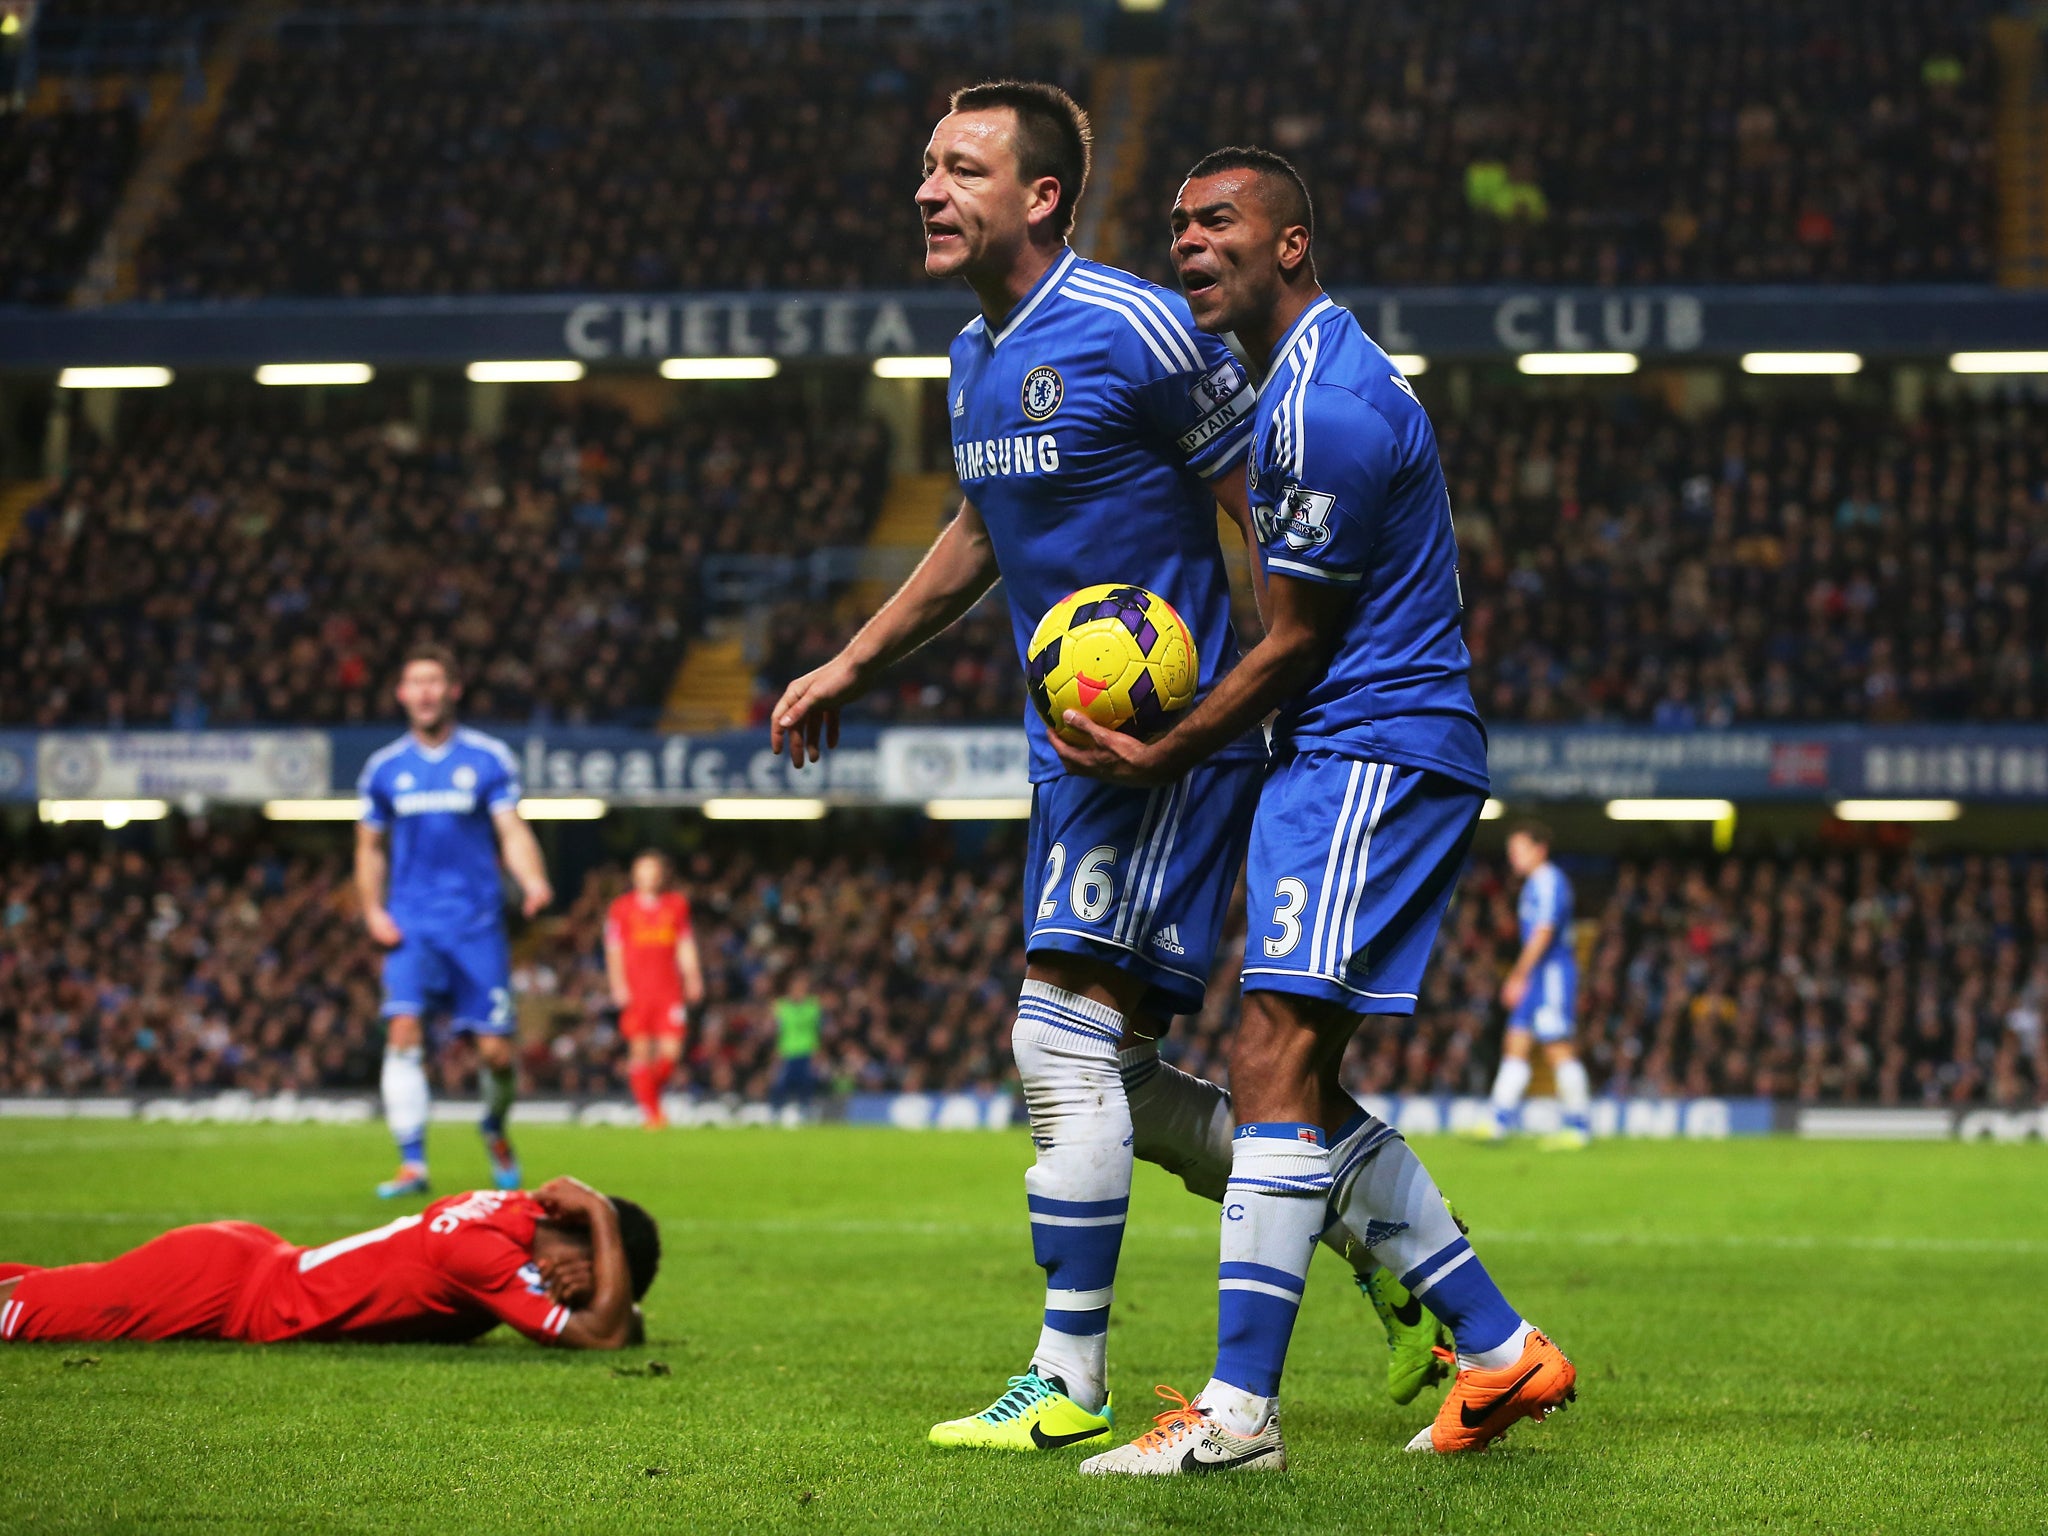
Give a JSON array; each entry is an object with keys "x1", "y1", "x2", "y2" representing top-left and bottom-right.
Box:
[
  {"x1": 1489, "y1": 1053, "x2": 1533, "y2": 1127},
  {"x1": 1554, "y1": 1055, "x2": 1592, "y2": 1131},
  {"x1": 1013, "y1": 982, "x2": 1133, "y2": 1415},
  {"x1": 1122, "y1": 1043, "x2": 1387, "y2": 1281},
  {"x1": 381, "y1": 1045, "x2": 430, "y2": 1166}
]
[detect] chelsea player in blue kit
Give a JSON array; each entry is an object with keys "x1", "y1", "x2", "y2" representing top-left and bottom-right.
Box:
[
  {"x1": 772, "y1": 80, "x2": 1286, "y2": 1452},
  {"x1": 1483, "y1": 819, "x2": 1594, "y2": 1148},
  {"x1": 356, "y1": 644, "x2": 553, "y2": 1199},
  {"x1": 1059, "y1": 149, "x2": 1576, "y2": 1472}
]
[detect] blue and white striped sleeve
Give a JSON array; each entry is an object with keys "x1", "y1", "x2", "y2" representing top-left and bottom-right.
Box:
[
  {"x1": 1259, "y1": 388, "x2": 1395, "y2": 586},
  {"x1": 1065, "y1": 268, "x2": 1254, "y2": 477},
  {"x1": 1529, "y1": 866, "x2": 1561, "y2": 926}
]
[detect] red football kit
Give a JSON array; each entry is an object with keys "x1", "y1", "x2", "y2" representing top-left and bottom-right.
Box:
[
  {"x1": 607, "y1": 890, "x2": 692, "y2": 1040},
  {"x1": 0, "y1": 1190, "x2": 572, "y2": 1346}
]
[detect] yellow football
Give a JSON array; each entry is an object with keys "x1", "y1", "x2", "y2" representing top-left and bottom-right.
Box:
[{"x1": 1025, "y1": 583, "x2": 1198, "y2": 743}]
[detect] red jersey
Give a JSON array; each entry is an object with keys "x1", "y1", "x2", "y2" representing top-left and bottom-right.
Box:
[
  {"x1": 606, "y1": 890, "x2": 692, "y2": 1003},
  {"x1": 241, "y1": 1189, "x2": 569, "y2": 1344},
  {"x1": 1, "y1": 1191, "x2": 570, "y2": 1346}
]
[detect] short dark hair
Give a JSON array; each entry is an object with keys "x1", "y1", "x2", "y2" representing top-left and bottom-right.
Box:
[
  {"x1": 1509, "y1": 818, "x2": 1553, "y2": 850},
  {"x1": 1183, "y1": 144, "x2": 1315, "y2": 243},
  {"x1": 401, "y1": 641, "x2": 462, "y2": 687},
  {"x1": 949, "y1": 79, "x2": 1092, "y2": 238},
  {"x1": 609, "y1": 1195, "x2": 662, "y2": 1301}
]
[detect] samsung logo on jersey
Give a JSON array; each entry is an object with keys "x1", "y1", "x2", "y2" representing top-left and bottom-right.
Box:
[
  {"x1": 953, "y1": 434, "x2": 1061, "y2": 481},
  {"x1": 393, "y1": 788, "x2": 479, "y2": 817}
]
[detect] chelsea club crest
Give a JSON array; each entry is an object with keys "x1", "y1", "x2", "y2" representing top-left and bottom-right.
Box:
[{"x1": 1021, "y1": 365, "x2": 1064, "y2": 422}]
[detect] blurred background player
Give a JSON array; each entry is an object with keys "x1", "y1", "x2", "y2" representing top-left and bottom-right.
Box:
[
  {"x1": 770, "y1": 970, "x2": 825, "y2": 1123},
  {"x1": 605, "y1": 850, "x2": 705, "y2": 1130},
  {"x1": 357, "y1": 643, "x2": 554, "y2": 1198},
  {"x1": 1484, "y1": 821, "x2": 1592, "y2": 1150},
  {"x1": 0, "y1": 1177, "x2": 658, "y2": 1350}
]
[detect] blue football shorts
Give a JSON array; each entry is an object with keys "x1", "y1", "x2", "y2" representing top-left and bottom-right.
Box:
[
  {"x1": 1511, "y1": 960, "x2": 1578, "y2": 1042},
  {"x1": 1022, "y1": 756, "x2": 1264, "y2": 1020},
  {"x1": 380, "y1": 925, "x2": 514, "y2": 1037},
  {"x1": 1240, "y1": 752, "x2": 1482, "y2": 1016}
]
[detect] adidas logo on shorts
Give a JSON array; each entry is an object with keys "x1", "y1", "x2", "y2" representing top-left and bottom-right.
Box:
[{"x1": 1151, "y1": 923, "x2": 1186, "y2": 956}]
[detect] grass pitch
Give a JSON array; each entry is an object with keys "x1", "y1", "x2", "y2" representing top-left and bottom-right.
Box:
[{"x1": 0, "y1": 1122, "x2": 2040, "y2": 1533}]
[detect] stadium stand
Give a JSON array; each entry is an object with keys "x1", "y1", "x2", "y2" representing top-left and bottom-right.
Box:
[
  {"x1": 3, "y1": 826, "x2": 2040, "y2": 1108},
  {"x1": 755, "y1": 392, "x2": 2048, "y2": 728},
  {"x1": 1115, "y1": 0, "x2": 1995, "y2": 285},
  {"x1": 0, "y1": 104, "x2": 138, "y2": 304},
  {"x1": 130, "y1": 18, "x2": 1046, "y2": 299},
  {"x1": 0, "y1": 387, "x2": 889, "y2": 726}
]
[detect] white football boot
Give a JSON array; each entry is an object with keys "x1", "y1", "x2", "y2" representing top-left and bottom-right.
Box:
[{"x1": 1078, "y1": 1386, "x2": 1286, "y2": 1476}]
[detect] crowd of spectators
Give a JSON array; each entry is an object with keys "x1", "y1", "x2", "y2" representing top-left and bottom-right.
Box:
[
  {"x1": 0, "y1": 105, "x2": 137, "y2": 305},
  {"x1": 758, "y1": 390, "x2": 2048, "y2": 729},
  {"x1": 1448, "y1": 392, "x2": 2048, "y2": 726},
  {"x1": 0, "y1": 386, "x2": 889, "y2": 726},
  {"x1": 4, "y1": 821, "x2": 2040, "y2": 1112},
  {"x1": 132, "y1": 18, "x2": 1039, "y2": 299},
  {"x1": 1118, "y1": 0, "x2": 1994, "y2": 286}
]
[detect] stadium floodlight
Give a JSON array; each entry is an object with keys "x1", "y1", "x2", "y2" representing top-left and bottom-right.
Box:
[
  {"x1": 659, "y1": 357, "x2": 780, "y2": 380},
  {"x1": 700, "y1": 797, "x2": 828, "y2": 820},
  {"x1": 872, "y1": 356, "x2": 952, "y2": 379},
  {"x1": 1740, "y1": 352, "x2": 1862, "y2": 375},
  {"x1": 57, "y1": 367, "x2": 172, "y2": 389},
  {"x1": 924, "y1": 798, "x2": 1033, "y2": 820},
  {"x1": 39, "y1": 799, "x2": 170, "y2": 827},
  {"x1": 1515, "y1": 353, "x2": 1638, "y2": 375},
  {"x1": 254, "y1": 363, "x2": 374, "y2": 386},
  {"x1": 263, "y1": 798, "x2": 364, "y2": 821},
  {"x1": 465, "y1": 360, "x2": 586, "y2": 383},
  {"x1": 1949, "y1": 351, "x2": 2048, "y2": 374},
  {"x1": 1831, "y1": 799, "x2": 1962, "y2": 822},
  {"x1": 1480, "y1": 798, "x2": 1505, "y2": 821},
  {"x1": 1604, "y1": 798, "x2": 1736, "y2": 821},
  {"x1": 519, "y1": 797, "x2": 609, "y2": 820},
  {"x1": 1388, "y1": 355, "x2": 1429, "y2": 376}
]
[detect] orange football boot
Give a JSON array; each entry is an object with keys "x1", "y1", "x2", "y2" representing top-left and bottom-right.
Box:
[{"x1": 1404, "y1": 1328, "x2": 1575, "y2": 1453}]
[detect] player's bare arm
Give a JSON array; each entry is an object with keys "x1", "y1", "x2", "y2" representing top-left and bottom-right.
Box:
[
  {"x1": 1500, "y1": 923, "x2": 1556, "y2": 1011},
  {"x1": 1211, "y1": 466, "x2": 1268, "y2": 627},
  {"x1": 1052, "y1": 570, "x2": 1349, "y2": 786},
  {"x1": 532, "y1": 1176, "x2": 637, "y2": 1350},
  {"x1": 677, "y1": 929, "x2": 706, "y2": 1008},
  {"x1": 771, "y1": 497, "x2": 998, "y2": 767},
  {"x1": 354, "y1": 821, "x2": 402, "y2": 947},
  {"x1": 604, "y1": 924, "x2": 631, "y2": 1008},
  {"x1": 492, "y1": 807, "x2": 553, "y2": 917}
]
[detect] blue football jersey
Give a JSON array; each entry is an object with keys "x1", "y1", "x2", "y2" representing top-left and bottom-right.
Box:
[
  {"x1": 1247, "y1": 296, "x2": 1488, "y2": 791},
  {"x1": 358, "y1": 726, "x2": 521, "y2": 936},
  {"x1": 1519, "y1": 860, "x2": 1575, "y2": 971},
  {"x1": 948, "y1": 248, "x2": 1261, "y2": 782}
]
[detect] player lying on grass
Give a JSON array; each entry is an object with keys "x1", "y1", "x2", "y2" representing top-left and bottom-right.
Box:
[
  {"x1": 771, "y1": 79, "x2": 1471, "y2": 1451},
  {"x1": 1056, "y1": 147, "x2": 1576, "y2": 1473},
  {"x1": 0, "y1": 1178, "x2": 657, "y2": 1350}
]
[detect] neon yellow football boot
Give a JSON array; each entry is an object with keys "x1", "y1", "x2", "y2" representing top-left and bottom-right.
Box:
[
  {"x1": 1360, "y1": 1267, "x2": 1454, "y2": 1404},
  {"x1": 928, "y1": 1370, "x2": 1114, "y2": 1451}
]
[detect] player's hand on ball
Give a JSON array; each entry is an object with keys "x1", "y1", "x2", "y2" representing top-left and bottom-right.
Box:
[
  {"x1": 770, "y1": 655, "x2": 860, "y2": 768},
  {"x1": 1052, "y1": 710, "x2": 1177, "y2": 786},
  {"x1": 365, "y1": 907, "x2": 404, "y2": 947}
]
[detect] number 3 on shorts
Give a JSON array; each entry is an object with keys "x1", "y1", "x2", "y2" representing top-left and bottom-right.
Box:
[
  {"x1": 1265, "y1": 877, "x2": 1308, "y2": 958},
  {"x1": 1038, "y1": 842, "x2": 1119, "y2": 923}
]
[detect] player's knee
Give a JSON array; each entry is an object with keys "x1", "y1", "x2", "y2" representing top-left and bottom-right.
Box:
[
  {"x1": 1230, "y1": 993, "x2": 1323, "y2": 1103},
  {"x1": 386, "y1": 1015, "x2": 423, "y2": 1050},
  {"x1": 1023, "y1": 951, "x2": 1147, "y2": 1019}
]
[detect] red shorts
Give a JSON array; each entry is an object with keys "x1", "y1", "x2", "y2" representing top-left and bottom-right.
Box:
[
  {"x1": 0, "y1": 1221, "x2": 289, "y2": 1343},
  {"x1": 620, "y1": 997, "x2": 686, "y2": 1041}
]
